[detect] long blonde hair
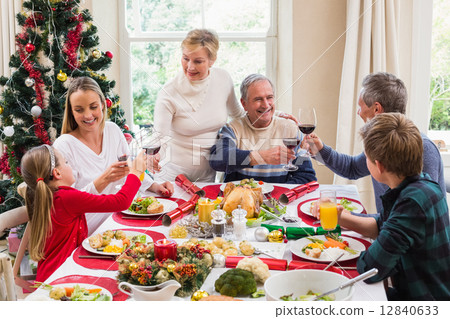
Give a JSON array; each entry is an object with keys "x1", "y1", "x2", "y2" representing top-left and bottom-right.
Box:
[
  {"x1": 21, "y1": 145, "x2": 60, "y2": 261},
  {"x1": 61, "y1": 76, "x2": 107, "y2": 134}
]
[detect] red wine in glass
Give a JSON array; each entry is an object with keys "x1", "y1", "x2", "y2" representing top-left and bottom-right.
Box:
[
  {"x1": 298, "y1": 124, "x2": 316, "y2": 135},
  {"x1": 144, "y1": 145, "x2": 161, "y2": 155},
  {"x1": 282, "y1": 138, "x2": 300, "y2": 171},
  {"x1": 283, "y1": 138, "x2": 301, "y2": 150}
]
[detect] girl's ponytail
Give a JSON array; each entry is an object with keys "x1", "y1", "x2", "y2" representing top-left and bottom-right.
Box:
[{"x1": 21, "y1": 145, "x2": 58, "y2": 262}]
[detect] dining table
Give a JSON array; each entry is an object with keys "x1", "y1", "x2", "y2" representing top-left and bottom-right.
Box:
[{"x1": 25, "y1": 181, "x2": 387, "y2": 301}]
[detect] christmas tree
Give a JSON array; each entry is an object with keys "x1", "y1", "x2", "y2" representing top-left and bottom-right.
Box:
[{"x1": 0, "y1": 0, "x2": 132, "y2": 214}]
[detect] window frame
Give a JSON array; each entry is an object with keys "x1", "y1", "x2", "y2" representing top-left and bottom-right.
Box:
[{"x1": 118, "y1": 0, "x2": 278, "y2": 129}]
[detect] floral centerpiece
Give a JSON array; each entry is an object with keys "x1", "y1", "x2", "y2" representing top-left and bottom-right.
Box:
[{"x1": 117, "y1": 242, "x2": 213, "y2": 297}]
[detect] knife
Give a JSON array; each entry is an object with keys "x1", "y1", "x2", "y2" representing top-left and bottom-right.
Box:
[
  {"x1": 78, "y1": 255, "x2": 117, "y2": 260},
  {"x1": 312, "y1": 268, "x2": 378, "y2": 300}
]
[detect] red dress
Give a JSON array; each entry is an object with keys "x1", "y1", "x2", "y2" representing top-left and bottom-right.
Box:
[{"x1": 35, "y1": 174, "x2": 141, "y2": 282}]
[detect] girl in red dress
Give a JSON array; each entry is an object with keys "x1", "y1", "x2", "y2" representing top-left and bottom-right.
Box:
[{"x1": 20, "y1": 144, "x2": 146, "y2": 281}]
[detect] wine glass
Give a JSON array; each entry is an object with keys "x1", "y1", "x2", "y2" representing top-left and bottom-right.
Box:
[
  {"x1": 282, "y1": 130, "x2": 301, "y2": 171},
  {"x1": 298, "y1": 107, "x2": 317, "y2": 157},
  {"x1": 140, "y1": 126, "x2": 162, "y2": 173}
]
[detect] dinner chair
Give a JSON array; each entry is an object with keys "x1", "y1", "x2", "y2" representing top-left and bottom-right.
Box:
[
  {"x1": 12, "y1": 223, "x2": 36, "y2": 293},
  {"x1": 0, "y1": 252, "x2": 17, "y2": 301}
]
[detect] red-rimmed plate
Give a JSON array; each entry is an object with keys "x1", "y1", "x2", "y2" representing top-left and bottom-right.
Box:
[
  {"x1": 299, "y1": 197, "x2": 365, "y2": 216},
  {"x1": 25, "y1": 283, "x2": 112, "y2": 301},
  {"x1": 290, "y1": 235, "x2": 366, "y2": 263}
]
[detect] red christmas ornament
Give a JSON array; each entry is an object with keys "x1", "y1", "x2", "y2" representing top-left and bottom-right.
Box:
[
  {"x1": 124, "y1": 124, "x2": 129, "y2": 130},
  {"x1": 25, "y1": 43, "x2": 35, "y2": 53},
  {"x1": 124, "y1": 133, "x2": 133, "y2": 144},
  {"x1": 106, "y1": 98, "x2": 113, "y2": 108},
  {"x1": 105, "y1": 51, "x2": 113, "y2": 59}
]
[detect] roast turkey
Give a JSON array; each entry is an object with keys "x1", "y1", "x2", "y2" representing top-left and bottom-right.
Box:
[{"x1": 220, "y1": 183, "x2": 263, "y2": 219}]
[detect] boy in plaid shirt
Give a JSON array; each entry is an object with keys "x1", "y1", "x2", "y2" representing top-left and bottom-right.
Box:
[{"x1": 317, "y1": 113, "x2": 450, "y2": 300}]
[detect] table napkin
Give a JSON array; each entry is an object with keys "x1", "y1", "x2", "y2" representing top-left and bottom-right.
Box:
[{"x1": 73, "y1": 228, "x2": 166, "y2": 271}]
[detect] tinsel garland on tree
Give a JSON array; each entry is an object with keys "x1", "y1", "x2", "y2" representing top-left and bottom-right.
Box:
[{"x1": 0, "y1": 0, "x2": 132, "y2": 214}]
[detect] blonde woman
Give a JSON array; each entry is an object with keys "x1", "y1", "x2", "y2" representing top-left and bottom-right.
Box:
[{"x1": 54, "y1": 77, "x2": 173, "y2": 232}]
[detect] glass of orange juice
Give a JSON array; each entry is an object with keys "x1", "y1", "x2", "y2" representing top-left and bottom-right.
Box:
[{"x1": 319, "y1": 190, "x2": 338, "y2": 231}]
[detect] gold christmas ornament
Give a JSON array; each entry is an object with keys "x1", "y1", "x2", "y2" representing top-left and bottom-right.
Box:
[
  {"x1": 0, "y1": 105, "x2": 3, "y2": 115},
  {"x1": 191, "y1": 290, "x2": 209, "y2": 301},
  {"x1": 92, "y1": 49, "x2": 101, "y2": 59},
  {"x1": 166, "y1": 264, "x2": 176, "y2": 273},
  {"x1": 128, "y1": 262, "x2": 138, "y2": 271},
  {"x1": 57, "y1": 70, "x2": 67, "y2": 82},
  {"x1": 268, "y1": 230, "x2": 284, "y2": 243}
]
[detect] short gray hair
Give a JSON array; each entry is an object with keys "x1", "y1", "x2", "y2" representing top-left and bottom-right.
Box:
[
  {"x1": 240, "y1": 74, "x2": 274, "y2": 101},
  {"x1": 360, "y1": 72, "x2": 407, "y2": 114}
]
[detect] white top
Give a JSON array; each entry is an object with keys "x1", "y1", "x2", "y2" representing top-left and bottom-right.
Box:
[
  {"x1": 53, "y1": 121, "x2": 154, "y2": 234},
  {"x1": 153, "y1": 67, "x2": 245, "y2": 182}
]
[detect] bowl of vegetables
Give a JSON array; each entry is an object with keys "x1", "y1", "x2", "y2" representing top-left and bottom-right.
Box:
[{"x1": 264, "y1": 269, "x2": 354, "y2": 301}]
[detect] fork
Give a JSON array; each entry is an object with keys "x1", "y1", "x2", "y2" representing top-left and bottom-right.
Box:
[{"x1": 253, "y1": 247, "x2": 277, "y2": 259}]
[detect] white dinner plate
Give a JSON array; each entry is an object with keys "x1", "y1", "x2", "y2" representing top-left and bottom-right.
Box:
[
  {"x1": 25, "y1": 283, "x2": 112, "y2": 301},
  {"x1": 173, "y1": 239, "x2": 286, "y2": 260},
  {"x1": 82, "y1": 230, "x2": 152, "y2": 256},
  {"x1": 299, "y1": 197, "x2": 365, "y2": 216},
  {"x1": 219, "y1": 181, "x2": 274, "y2": 194},
  {"x1": 122, "y1": 198, "x2": 179, "y2": 217},
  {"x1": 290, "y1": 235, "x2": 366, "y2": 263}
]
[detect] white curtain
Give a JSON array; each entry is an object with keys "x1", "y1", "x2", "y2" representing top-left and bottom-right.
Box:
[
  {"x1": 0, "y1": 0, "x2": 22, "y2": 167},
  {"x1": 0, "y1": 0, "x2": 22, "y2": 81},
  {"x1": 335, "y1": 0, "x2": 405, "y2": 213}
]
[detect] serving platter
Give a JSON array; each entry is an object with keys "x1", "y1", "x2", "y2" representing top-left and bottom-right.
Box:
[
  {"x1": 122, "y1": 198, "x2": 179, "y2": 217},
  {"x1": 173, "y1": 239, "x2": 286, "y2": 260},
  {"x1": 290, "y1": 235, "x2": 366, "y2": 263},
  {"x1": 219, "y1": 182, "x2": 274, "y2": 194},
  {"x1": 82, "y1": 230, "x2": 152, "y2": 256}
]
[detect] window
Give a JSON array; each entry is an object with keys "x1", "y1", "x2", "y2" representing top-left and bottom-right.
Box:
[
  {"x1": 119, "y1": 0, "x2": 276, "y2": 127},
  {"x1": 429, "y1": 0, "x2": 450, "y2": 146}
]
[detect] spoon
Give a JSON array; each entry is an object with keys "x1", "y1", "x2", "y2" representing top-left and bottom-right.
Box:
[
  {"x1": 322, "y1": 252, "x2": 344, "y2": 271},
  {"x1": 312, "y1": 268, "x2": 378, "y2": 300}
]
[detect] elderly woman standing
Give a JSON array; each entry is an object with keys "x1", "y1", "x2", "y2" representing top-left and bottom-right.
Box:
[{"x1": 153, "y1": 29, "x2": 246, "y2": 182}]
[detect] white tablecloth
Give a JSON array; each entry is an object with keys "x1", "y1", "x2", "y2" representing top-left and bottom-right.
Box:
[{"x1": 27, "y1": 183, "x2": 387, "y2": 301}]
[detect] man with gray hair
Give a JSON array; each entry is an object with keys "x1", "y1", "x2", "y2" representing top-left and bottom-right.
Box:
[
  {"x1": 209, "y1": 74, "x2": 317, "y2": 184},
  {"x1": 307, "y1": 72, "x2": 445, "y2": 214}
]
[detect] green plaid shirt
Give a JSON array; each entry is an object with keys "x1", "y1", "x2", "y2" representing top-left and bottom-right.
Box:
[{"x1": 357, "y1": 174, "x2": 450, "y2": 300}]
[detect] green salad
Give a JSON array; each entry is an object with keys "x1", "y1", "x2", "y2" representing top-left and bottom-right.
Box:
[
  {"x1": 128, "y1": 196, "x2": 158, "y2": 214},
  {"x1": 246, "y1": 198, "x2": 287, "y2": 227},
  {"x1": 339, "y1": 198, "x2": 357, "y2": 212}
]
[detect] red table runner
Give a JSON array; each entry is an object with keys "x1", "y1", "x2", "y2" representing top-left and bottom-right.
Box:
[
  {"x1": 49, "y1": 275, "x2": 127, "y2": 301},
  {"x1": 290, "y1": 235, "x2": 371, "y2": 279},
  {"x1": 112, "y1": 197, "x2": 186, "y2": 227},
  {"x1": 202, "y1": 184, "x2": 289, "y2": 200},
  {"x1": 73, "y1": 228, "x2": 166, "y2": 271}
]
